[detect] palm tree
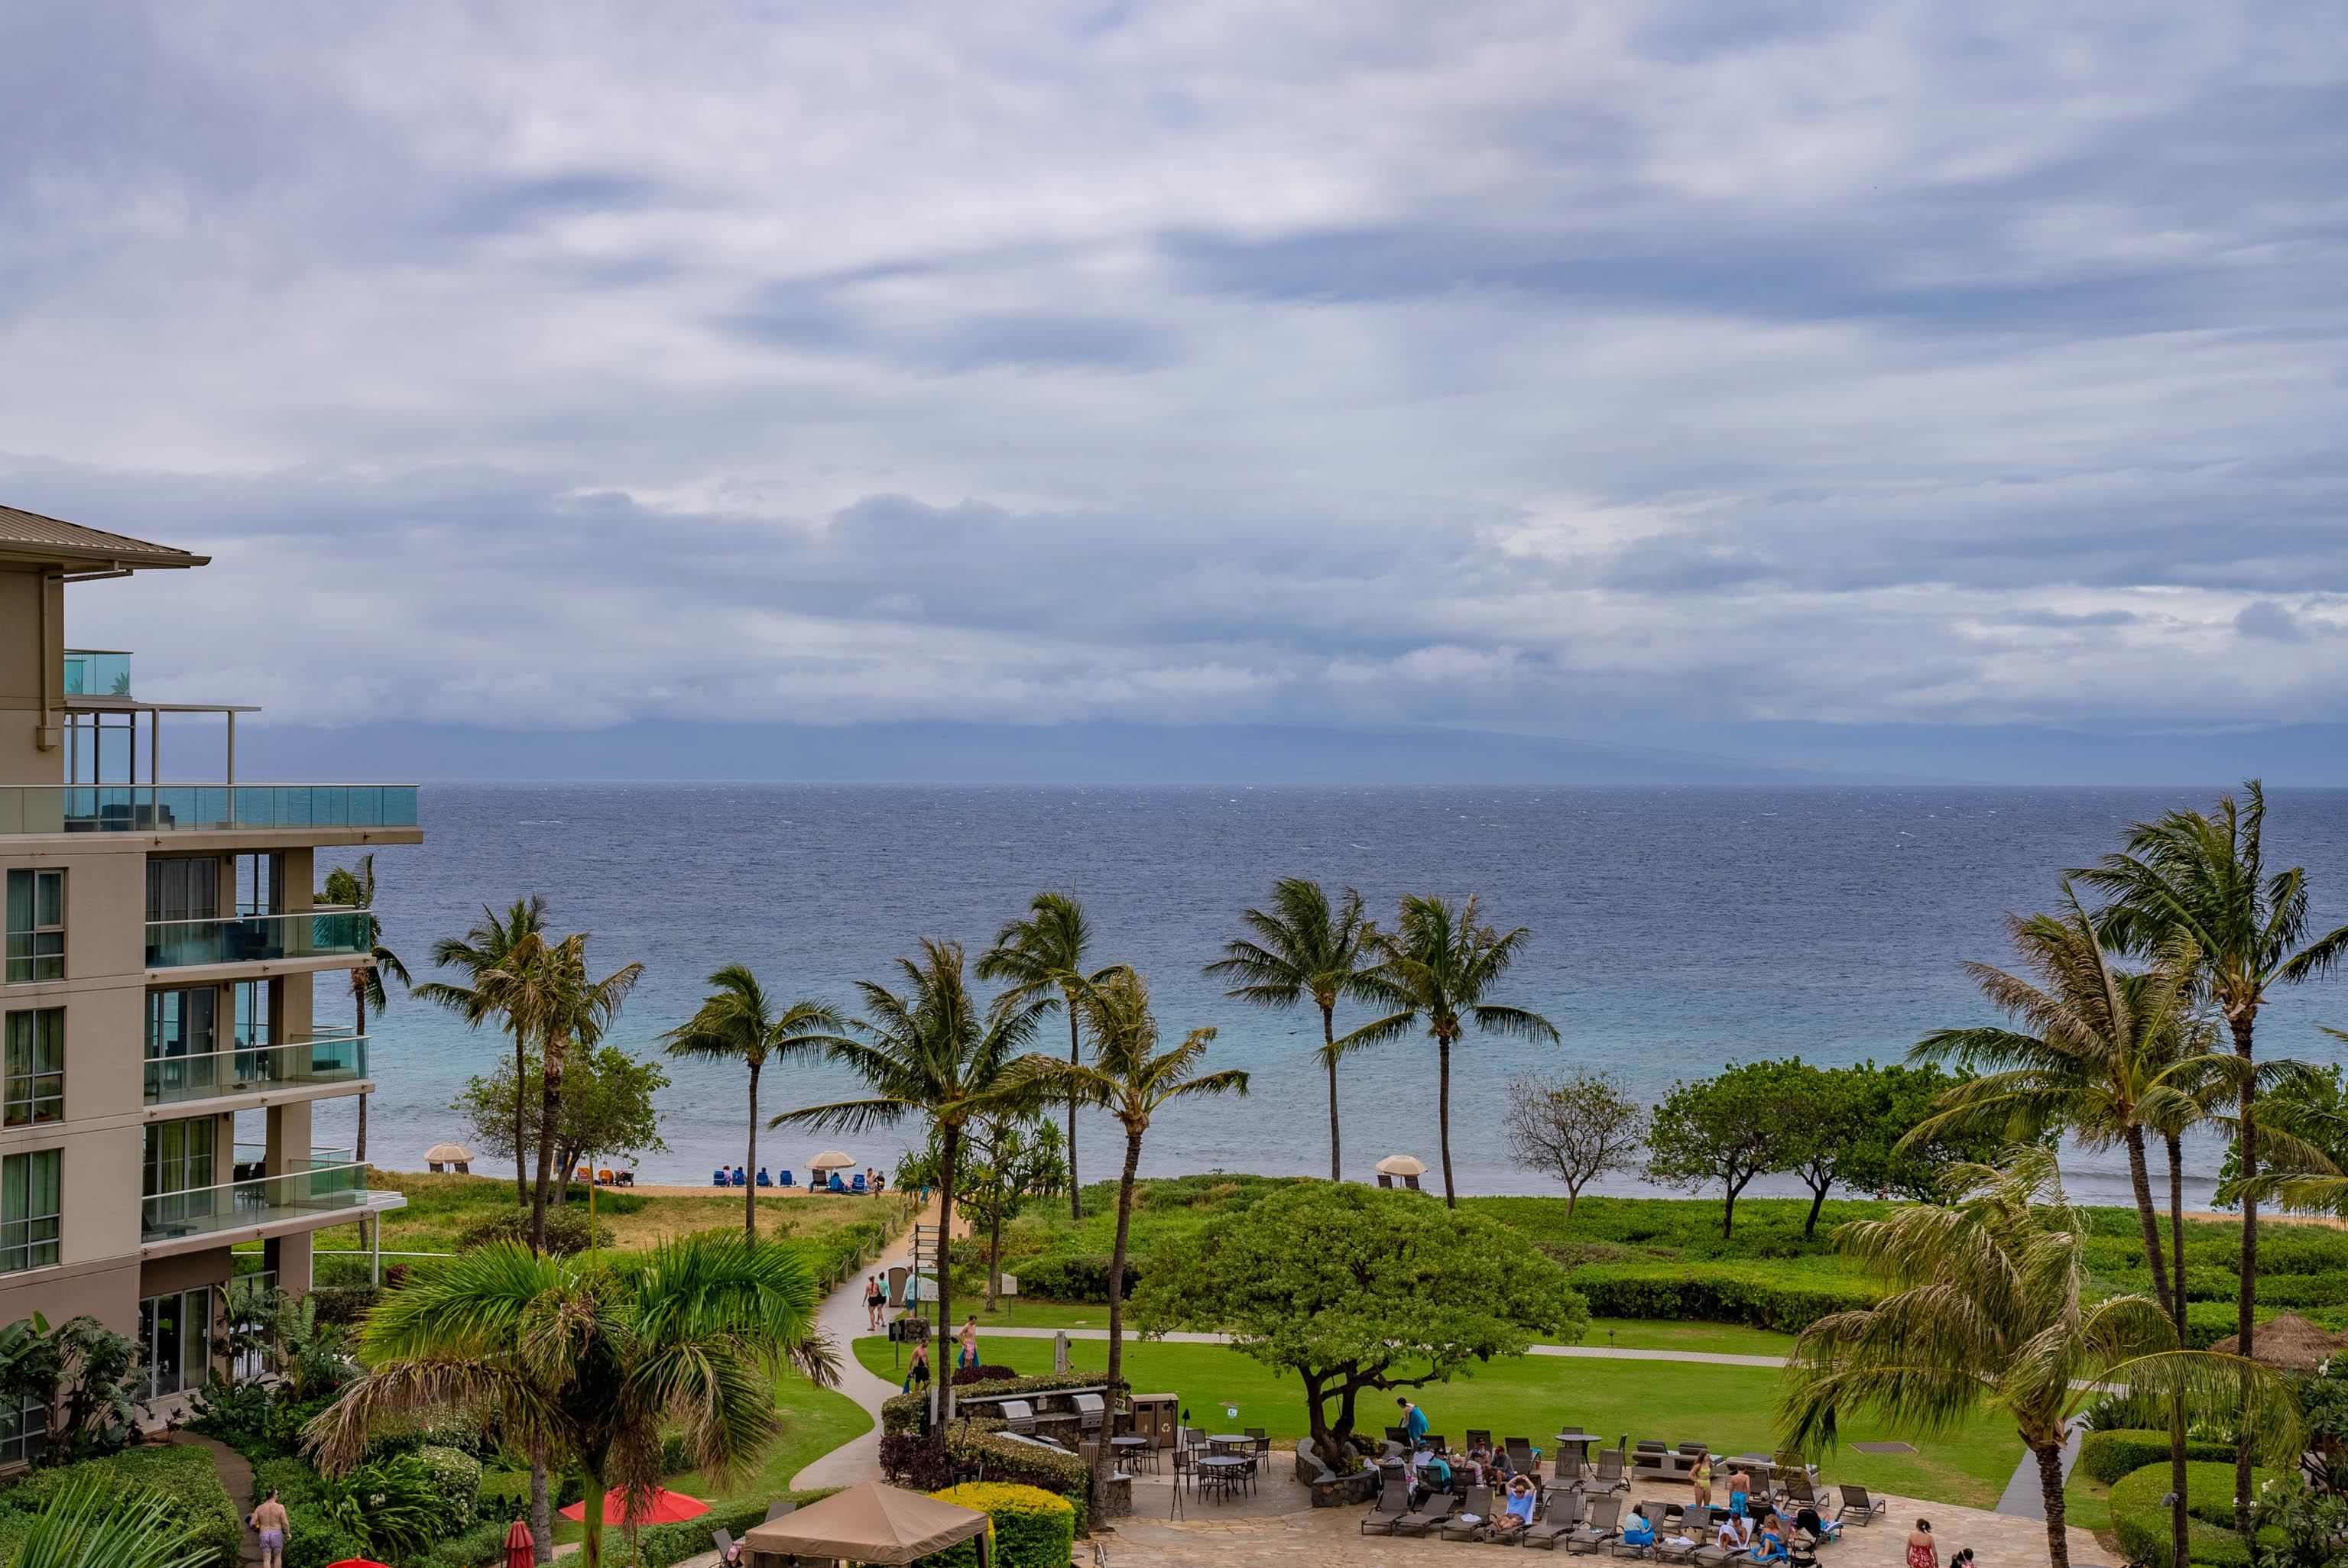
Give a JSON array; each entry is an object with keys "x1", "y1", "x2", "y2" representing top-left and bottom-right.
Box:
[
  {"x1": 770, "y1": 939, "x2": 1049, "y2": 1421},
  {"x1": 309, "y1": 1234, "x2": 833, "y2": 1568},
  {"x1": 415, "y1": 896, "x2": 547, "y2": 1201},
  {"x1": 1204, "y1": 880, "x2": 1376, "y2": 1181},
  {"x1": 1341, "y1": 894, "x2": 1559, "y2": 1207},
  {"x1": 490, "y1": 932, "x2": 644, "y2": 1252},
  {"x1": 662, "y1": 967, "x2": 842, "y2": 1240},
  {"x1": 1776, "y1": 1147, "x2": 2299, "y2": 1568},
  {"x1": 320, "y1": 854, "x2": 410, "y2": 1256},
  {"x1": 979, "y1": 893, "x2": 1122, "y2": 1220},
  {"x1": 1017, "y1": 970, "x2": 1248, "y2": 1489},
  {"x1": 2076, "y1": 779, "x2": 2348, "y2": 1538}
]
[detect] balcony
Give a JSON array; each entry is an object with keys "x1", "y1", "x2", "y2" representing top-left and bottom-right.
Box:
[
  {"x1": 141, "y1": 1148, "x2": 391, "y2": 1246},
  {"x1": 146, "y1": 908, "x2": 369, "y2": 970},
  {"x1": 0, "y1": 783, "x2": 418, "y2": 836},
  {"x1": 61, "y1": 649, "x2": 132, "y2": 698},
  {"x1": 144, "y1": 1030, "x2": 368, "y2": 1107}
]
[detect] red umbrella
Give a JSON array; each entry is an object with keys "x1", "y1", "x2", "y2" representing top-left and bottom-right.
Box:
[
  {"x1": 326, "y1": 1560, "x2": 392, "y2": 1568},
  {"x1": 557, "y1": 1486, "x2": 711, "y2": 1527},
  {"x1": 503, "y1": 1517, "x2": 536, "y2": 1568}
]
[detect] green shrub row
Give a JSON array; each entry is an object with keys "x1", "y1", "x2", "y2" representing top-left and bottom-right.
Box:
[
  {"x1": 1010, "y1": 1255, "x2": 1136, "y2": 1303},
  {"x1": 2109, "y1": 1459, "x2": 2280, "y2": 1568},
  {"x1": 1562, "y1": 1262, "x2": 1879, "y2": 1331},
  {"x1": 923, "y1": 1482, "x2": 1075, "y2": 1568},
  {"x1": 0, "y1": 1445, "x2": 243, "y2": 1568},
  {"x1": 2077, "y1": 1429, "x2": 2241, "y2": 1486}
]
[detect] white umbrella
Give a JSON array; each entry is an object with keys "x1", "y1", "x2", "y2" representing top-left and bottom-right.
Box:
[
  {"x1": 809, "y1": 1149, "x2": 857, "y2": 1171},
  {"x1": 424, "y1": 1142, "x2": 475, "y2": 1173},
  {"x1": 1374, "y1": 1155, "x2": 1426, "y2": 1177}
]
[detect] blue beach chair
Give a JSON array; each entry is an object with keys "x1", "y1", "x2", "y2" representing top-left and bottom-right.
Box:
[{"x1": 851, "y1": 1173, "x2": 869, "y2": 1195}]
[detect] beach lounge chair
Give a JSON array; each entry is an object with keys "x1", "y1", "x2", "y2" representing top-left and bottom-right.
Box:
[
  {"x1": 1394, "y1": 1492, "x2": 1458, "y2": 1538},
  {"x1": 851, "y1": 1172, "x2": 869, "y2": 1194},
  {"x1": 764, "y1": 1498, "x2": 796, "y2": 1523},
  {"x1": 755, "y1": 1168, "x2": 772, "y2": 1187},
  {"x1": 1609, "y1": 1518, "x2": 1659, "y2": 1559},
  {"x1": 1507, "y1": 1437, "x2": 1537, "y2": 1472},
  {"x1": 1565, "y1": 1495, "x2": 1623, "y2": 1555},
  {"x1": 1592, "y1": 1447, "x2": 1630, "y2": 1493},
  {"x1": 1523, "y1": 1489, "x2": 1585, "y2": 1550},
  {"x1": 710, "y1": 1526, "x2": 735, "y2": 1559},
  {"x1": 1468, "y1": 1427, "x2": 1493, "y2": 1450},
  {"x1": 1836, "y1": 1484, "x2": 1886, "y2": 1525},
  {"x1": 1385, "y1": 1424, "x2": 1411, "y2": 1446},
  {"x1": 777, "y1": 1168, "x2": 794, "y2": 1188},
  {"x1": 712, "y1": 1168, "x2": 728, "y2": 1187},
  {"x1": 1361, "y1": 1479, "x2": 1410, "y2": 1535},
  {"x1": 1441, "y1": 1487, "x2": 1495, "y2": 1540},
  {"x1": 1779, "y1": 1471, "x2": 1819, "y2": 1512}
]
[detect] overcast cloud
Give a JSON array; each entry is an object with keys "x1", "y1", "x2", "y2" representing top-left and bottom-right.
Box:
[{"x1": 4, "y1": 1, "x2": 2346, "y2": 750}]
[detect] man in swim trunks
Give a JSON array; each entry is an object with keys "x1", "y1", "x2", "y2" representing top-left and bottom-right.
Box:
[{"x1": 251, "y1": 1488, "x2": 289, "y2": 1568}]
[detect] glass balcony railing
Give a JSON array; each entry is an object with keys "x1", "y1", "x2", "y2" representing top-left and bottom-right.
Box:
[
  {"x1": 0, "y1": 783, "x2": 419, "y2": 836},
  {"x1": 61, "y1": 650, "x2": 132, "y2": 698},
  {"x1": 141, "y1": 1152, "x2": 375, "y2": 1244},
  {"x1": 145, "y1": 907, "x2": 369, "y2": 969},
  {"x1": 143, "y1": 1030, "x2": 368, "y2": 1106}
]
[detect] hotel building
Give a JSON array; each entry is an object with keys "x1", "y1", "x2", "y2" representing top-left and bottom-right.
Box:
[{"x1": 0, "y1": 505, "x2": 419, "y2": 1455}]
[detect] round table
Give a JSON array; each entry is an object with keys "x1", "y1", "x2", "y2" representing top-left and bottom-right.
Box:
[
  {"x1": 1111, "y1": 1435, "x2": 1156, "y2": 1472},
  {"x1": 1208, "y1": 1434, "x2": 1253, "y2": 1448},
  {"x1": 1196, "y1": 1453, "x2": 1250, "y2": 1500}
]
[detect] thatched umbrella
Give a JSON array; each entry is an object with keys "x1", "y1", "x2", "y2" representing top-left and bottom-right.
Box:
[{"x1": 2207, "y1": 1312, "x2": 2348, "y2": 1372}]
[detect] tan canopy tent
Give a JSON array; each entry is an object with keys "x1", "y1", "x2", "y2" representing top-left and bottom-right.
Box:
[
  {"x1": 2208, "y1": 1311, "x2": 2348, "y2": 1373},
  {"x1": 741, "y1": 1481, "x2": 989, "y2": 1566}
]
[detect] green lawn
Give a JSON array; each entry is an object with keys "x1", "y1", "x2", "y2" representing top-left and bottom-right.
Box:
[
  {"x1": 851, "y1": 1336, "x2": 2022, "y2": 1509},
  {"x1": 951, "y1": 1302, "x2": 1789, "y2": 1356}
]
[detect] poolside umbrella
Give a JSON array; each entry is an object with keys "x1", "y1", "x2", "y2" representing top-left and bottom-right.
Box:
[
  {"x1": 809, "y1": 1149, "x2": 856, "y2": 1172},
  {"x1": 326, "y1": 1560, "x2": 393, "y2": 1568},
  {"x1": 502, "y1": 1518, "x2": 534, "y2": 1568},
  {"x1": 425, "y1": 1141, "x2": 474, "y2": 1174},
  {"x1": 559, "y1": 1486, "x2": 710, "y2": 1527},
  {"x1": 1373, "y1": 1155, "x2": 1426, "y2": 1176}
]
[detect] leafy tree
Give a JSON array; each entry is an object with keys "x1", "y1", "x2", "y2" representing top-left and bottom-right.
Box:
[
  {"x1": 980, "y1": 892, "x2": 1123, "y2": 1220},
  {"x1": 415, "y1": 896, "x2": 548, "y2": 1200},
  {"x1": 902, "y1": 1114, "x2": 1069, "y2": 1310},
  {"x1": 2077, "y1": 781, "x2": 2348, "y2": 1542},
  {"x1": 1017, "y1": 970, "x2": 1249, "y2": 1495},
  {"x1": 1136, "y1": 1182, "x2": 1587, "y2": 1460},
  {"x1": 1778, "y1": 1147, "x2": 2301, "y2": 1568},
  {"x1": 1643, "y1": 1061, "x2": 1809, "y2": 1236},
  {"x1": 13, "y1": 1475, "x2": 208, "y2": 1568},
  {"x1": 310, "y1": 1234, "x2": 832, "y2": 1568},
  {"x1": 1204, "y1": 880, "x2": 1380, "y2": 1181},
  {"x1": 319, "y1": 854, "x2": 410, "y2": 1256},
  {"x1": 457, "y1": 1043, "x2": 670, "y2": 1205},
  {"x1": 1834, "y1": 1061, "x2": 2014, "y2": 1203},
  {"x1": 770, "y1": 938, "x2": 1049, "y2": 1421},
  {"x1": 1344, "y1": 894, "x2": 1558, "y2": 1207},
  {"x1": 660, "y1": 966, "x2": 841, "y2": 1239},
  {"x1": 1500, "y1": 1069, "x2": 1644, "y2": 1217}
]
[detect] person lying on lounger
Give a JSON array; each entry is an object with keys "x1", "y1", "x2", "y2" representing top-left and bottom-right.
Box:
[{"x1": 1490, "y1": 1476, "x2": 1537, "y2": 1540}]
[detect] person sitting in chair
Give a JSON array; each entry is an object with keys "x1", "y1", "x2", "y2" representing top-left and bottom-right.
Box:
[
  {"x1": 1620, "y1": 1504, "x2": 1657, "y2": 1550},
  {"x1": 1490, "y1": 1476, "x2": 1537, "y2": 1540}
]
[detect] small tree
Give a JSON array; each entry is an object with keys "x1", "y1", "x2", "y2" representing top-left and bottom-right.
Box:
[
  {"x1": 457, "y1": 1044, "x2": 670, "y2": 1200},
  {"x1": 1838, "y1": 1061, "x2": 2014, "y2": 1202},
  {"x1": 902, "y1": 1113, "x2": 1069, "y2": 1310},
  {"x1": 1500, "y1": 1070, "x2": 1644, "y2": 1217},
  {"x1": 1643, "y1": 1061, "x2": 1808, "y2": 1236},
  {"x1": 1135, "y1": 1182, "x2": 1588, "y2": 1460}
]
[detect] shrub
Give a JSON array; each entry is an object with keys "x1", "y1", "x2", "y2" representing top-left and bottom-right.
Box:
[
  {"x1": 3, "y1": 1445, "x2": 242, "y2": 1568},
  {"x1": 1011, "y1": 1255, "x2": 1137, "y2": 1303},
  {"x1": 880, "y1": 1431, "x2": 1090, "y2": 1539},
  {"x1": 416, "y1": 1443, "x2": 484, "y2": 1534},
  {"x1": 2077, "y1": 1429, "x2": 2239, "y2": 1486},
  {"x1": 627, "y1": 1490, "x2": 838, "y2": 1568},
  {"x1": 284, "y1": 1519, "x2": 374, "y2": 1568},
  {"x1": 951, "y1": 1363, "x2": 1018, "y2": 1386},
  {"x1": 409, "y1": 1516, "x2": 514, "y2": 1568},
  {"x1": 925, "y1": 1482, "x2": 1075, "y2": 1568},
  {"x1": 1562, "y1": 1263, "x2": 1876, "y2": 1332},
  {"x1": 456, "y1": 1208, "x2": 614, "y2": 1255},
  {"x1": 306, "y1": 1285, "x2": 383, "y2": 1328},
  {"x1": 2109, "y1": 1459, "x2": 2281, "y2": 1567}
]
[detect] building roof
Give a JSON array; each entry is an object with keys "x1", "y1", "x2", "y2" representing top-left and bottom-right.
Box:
[{"x1": 0, "y1": 504, "x2": 209, "y2": 572}]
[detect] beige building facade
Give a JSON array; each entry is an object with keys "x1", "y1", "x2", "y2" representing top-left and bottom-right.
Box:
[{"x1": 0, "y1": 505, "x2": 419, "y2": 1457}]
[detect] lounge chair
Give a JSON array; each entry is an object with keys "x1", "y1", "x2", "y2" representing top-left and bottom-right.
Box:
[
  {"x1": 1468, "y1": 1427, "x2": 1494, "y2": 1450},
  {"x1": 1591, "y1": 1447, "x2": 1630, "y2": 1494},
  {"x1": 1386, "y1": 1424, "x2": 1412, "y2": 1446},
  {"x1": 1779, "y1": 1471, "x2": 1819, "y2": 1512},
  {"x1": 1394, "y1": 1492, "x2": 1458, "y2": 1538},
  {"x1": 777, "y1": 1168, "x2": 794, "y2": 1188},
  {"x1": 1507, "y1": 1437, "x2": 1537, "y2": 1472},
  {"x1": 1361, "y1": 1479, "x2": 1411, "y2": 1536},
  {"x1": 1441, "y1": 1487, "x2": 1496, "y2": 1541},
  {"x1": 1836, "y1": 1484, "x2": 1886, "y2": 1525},
  {"x1": 1565, "y1": 1495, "x2": 1623, "y2": 1555},
  {"x1": 710, "y1": 1526, "x2": 735, "y2": 1559},
  {"x1": 764, "y1": 1498, "x2": 796, "y2": 1523},
  {"x1": 1523, "y1": 1489, "x2": 1586, "y2": 1551},
  {"x1": 1609, "y1": 1518, "x2": 1660, "y2": 1559}
]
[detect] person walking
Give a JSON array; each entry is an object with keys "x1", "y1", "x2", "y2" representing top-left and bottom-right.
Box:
[
  {"x1": 250, "y1": 1488, "x2": 289, "y2": 1568},
  {"x1": 1398, "y1": 1395, "x2": 1429, "y2": 1447},
  {"x1": 903, "y1": 1338, "x2": 931, "y2": 1394},
  {"x1": 958, "y1": 1313, "x2": 980, "y2": 1370},
  {"x1": 864, "y1": 1273, "x2": 885, "y2": 1331},
  {"x1": 1904, "y1": 1518, "x2": 1939, "y2": 1568}
]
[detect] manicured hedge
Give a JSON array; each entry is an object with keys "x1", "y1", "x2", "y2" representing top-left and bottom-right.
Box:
[
  {"x1": 1562, "y1": 1263, "x2": 1877, "y2": 1332},
  {"x1": 923, "y1": 1483, "x2": 1074, "y2": 1568},
  {"x1": 882, "y1": 1371, "x2": 1124, "y2": 1436},
  {"x1": 1013, "y1": 1255, "x2": 1138, "y2": 1303},
  {"x1": 2078, "y1": 1428, "x2": 2240, "y2": 1486},
  {"x1": 2109, "y1": 1459, "x2": 2279, "y2": 1567},
  {"x1": 0, "y1": 1444, "x2": 243, "y2": 1568}
]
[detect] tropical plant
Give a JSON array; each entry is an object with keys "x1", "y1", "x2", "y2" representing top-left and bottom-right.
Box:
[
  {"x1": 661, "y1": 966, "x2": 842, "y2": 1239},
  {"x1": 311, "y1": 1450, "x2": 443, "y2": 1559},
  {"x1": 456, "y1": 1044, "x2": 670, "y2": 1210},
  {"x1": 307, "y1": 1233, "x2": 833, "y2": 1568},
  {"x1": 42, "y1": 1317, "x2": 142, "y2": 1463},
  {"x1": 1204, "y1": 879, "x2": 1378, "y2": 1181},
  {"x1": 2076, "y1": 780, "x2": 2348, "y2": 1541},
  {"x1": 903, "y1": 1114, "x2": 1069, "y2": 1310},
  {"x1": 771, "y1": 938, "x2": 1049, "y2": 1419},
  {"x1": 979, "y1": 893, "x2": 1122, "y2": 1219},
  {"x1": 1341, "y1": 893, "x2": 1558, "y2": 1207},
  {"x1": 1016, "y1": 970, "x2": 1247, "y2": 1491},
  {"x1": 268, "y1": 1295, "x2": 358, "y2": 1404},
  {"x1": 415, "y1": 896, "x2": 548, "y2": 1200},
  {"x1": 1775, "y1": 1146, "x2": 2301, "y2": 1568},
  {"x1": 10, "y1": 1475, "x2": 208, "y2": 1568},
  {"x1": 319, "y1": 854, "x2": 411, "y2": 1252}
]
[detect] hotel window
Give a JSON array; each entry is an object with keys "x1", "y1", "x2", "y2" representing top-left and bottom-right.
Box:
[
  {"x1": 4, "y1": 871, "x2": 64, "y2": 984},
  {"x1": 145, "y1": 857, "x2": 218, "y2": 923},
  {"x1": 2, "y1": 1011, "x2": 63, "y2": 1126},
  {"x1": 138, "y1": 1287, "x2": 212, "y2": 1401},
  {"x1": 0, "y1": 1392, "x2": 44, "y2": 1468},
  {"x1": 0, "y1": 1151, "x2": 61, "y2": 1274}
]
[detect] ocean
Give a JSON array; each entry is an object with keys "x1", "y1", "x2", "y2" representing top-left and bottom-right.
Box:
[{"x1": 301, "y1": 784, "x2": 2348, "y2": 1208}]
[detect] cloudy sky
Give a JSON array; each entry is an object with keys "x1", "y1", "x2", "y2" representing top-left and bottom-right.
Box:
[{"x1": 5, "y1": 2, "x2": 2346, "y2": 778}]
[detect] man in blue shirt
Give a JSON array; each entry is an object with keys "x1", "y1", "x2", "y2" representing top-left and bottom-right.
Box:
[{"x1": 1398, "y1": 1397, "x2": 1429, "y2": 1446}]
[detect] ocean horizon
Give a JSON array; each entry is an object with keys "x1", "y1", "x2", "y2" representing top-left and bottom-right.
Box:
[{"x1": 305, "y1": 782, "x2": 2348, "y2": 1210}]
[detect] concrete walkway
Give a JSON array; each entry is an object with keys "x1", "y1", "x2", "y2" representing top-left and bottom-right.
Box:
[
  {"x1": 790, "y1": 1200, "x2": 950, "y2": 1491},
  {"x1": 1993, "y1": 1418, "x2": 2084, "y2": 1519},
  {"x1": 166, "y1": 1431, "x2": 261, "y2": 1565}
]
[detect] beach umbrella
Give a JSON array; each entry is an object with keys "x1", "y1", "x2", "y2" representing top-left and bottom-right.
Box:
[
  {"x1": 809, "y1": 1149, "x2": 856, "y2": 1171},
  {"x1": 558, "y1": 1486, "x2": 711, "y2": 1526},
  {"x1": 326, "y1": 1560, "x2": 394, "y2": 1568},
  {"x1": 502, "y1": 1518, "x2": 534, "y2": 1568},
  {"x1": 425, "y1": 1141, "x2": 475, "y2": 1174},
  {"x1": 1373, "y1": 1155, "x2": 1425, "y2": 1176}
]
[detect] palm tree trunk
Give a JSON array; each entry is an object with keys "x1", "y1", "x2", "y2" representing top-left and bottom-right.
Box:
[
  {"x1": 745, "y1": 1058, "x2": 761, "y2": 1242},
  {"x1": 530, "y1": 1440, "x2": 552, "y2": 1564},
  {"x1": 1066, "y1": 1004, "x2": 1083, "y2": 1220},
  {"x1": 936, "y1": 1119, "x2": 961, "y2": 1427},
  {"x1": 1322, "y1": 1003, "x2": 1340, "y2": 1182},
  {"x1": 579, "y1": 1478, "x2": 605, "y2": 1568},
  {"x1": 2032, "y1": 1439, "x2": 2073, "y2": 1568},
  {"x1": 1438, "y1": 1029, "x2": 1456, "y2": 1209},
  {"x1": 1102, "y1": 1121, "x2": 1143, "y2": 1503},
  {"x1": 2124, "y1": 1127, "x2": 2174, "y2": 1327},
  {"x1": 514, "y1": 1027, "x2": 530, "y2": 1207},
  {"x1": 530, "y1": 1032, "x2": 565, "y2": 1254},
  {"x1": 2230, "y1": 1012, "x2": 2258, "y2": 1547},
  {"x1": 2165, "y1": 1131, "x2": 2191, "y2": 1568},
  {"x1": 986, "y1": 1204, "x2": 1004, "y2": 1313}
]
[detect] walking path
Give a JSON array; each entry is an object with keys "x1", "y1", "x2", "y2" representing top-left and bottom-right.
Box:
[
  {"x1": 790, "y1": 1197, "x2": 962, "y2": 1491},
  {"x1": 167, "y1": 1432, "x2": 262, "y2": 1566}
]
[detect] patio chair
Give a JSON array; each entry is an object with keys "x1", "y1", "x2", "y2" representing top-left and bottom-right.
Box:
[
  {"x1": 1565, "y1": 1495, "x2": 1623, "y2": 1555},
  {"x1": 1468, "y1": 1427, "x2": 1494, "y2": 1450},
  {"x1": 1592, "y1": 1446, "x2": 1630, "y2": 1494},
  {"x1": 764, "y1": 1498, "x2": 796, "y2": 1523},
  {"x1": 1779, "y1": 1471, "x2": 1819, "y2": 1511},
  {"x1": 1386, "y1": 1424, "x2": 1412, "y2": 1446},
  {"x1": 776, "y1": 1168, "x2": 794, "y2": 1187},
  {"x1": 709, "y1": 1527, "x2": 735, "y2": 1560},
  {"x1": 1507, "y1": 1437, "x2": 1537, "y2": 1472},
  {"x1": 1427, "y1": 1434, "x2": 1448, "y2": 1454},
  {"x1": 1393, "y1": 1492, "x2": 1458, "y2": 1538},
  {"x1": 1441, "y1": 1487, "x2": 1496, "y2": 1541},
  {"x1": 1836, "y1": 1484, "x2": 1886, "y2": 1525},
  {"x1": 1523, "y1": 1488, "x2": 1586, "y2": 1551},
  {"x1": 1361, "y1": 1479, "x2": 1411, "y2": 1536}
]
